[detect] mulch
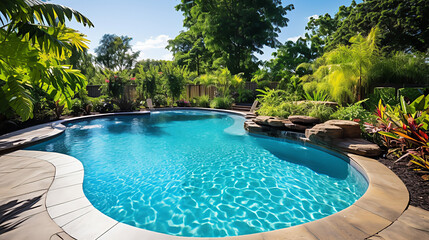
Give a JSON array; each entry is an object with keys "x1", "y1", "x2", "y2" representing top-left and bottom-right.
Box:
[{"x1": 377, "y1": 156, "x2": 429, "y2": 211}]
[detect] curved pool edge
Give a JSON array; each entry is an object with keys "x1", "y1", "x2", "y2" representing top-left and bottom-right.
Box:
[{"x1": 0, "y1": 109, "x2": 409, "y2": 239}]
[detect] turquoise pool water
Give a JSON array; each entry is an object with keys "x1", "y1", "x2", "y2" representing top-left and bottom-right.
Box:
[{"x1": 27, "y1": 110, "x2": 368, "y2": 237}]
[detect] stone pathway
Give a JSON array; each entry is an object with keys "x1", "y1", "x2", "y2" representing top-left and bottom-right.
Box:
[
  {"x1": 0, "y1": 153, "x2": 73, "y2": 240},
  {"x1": 369, "y1": 206, "x2": 429, "y2": 240}
]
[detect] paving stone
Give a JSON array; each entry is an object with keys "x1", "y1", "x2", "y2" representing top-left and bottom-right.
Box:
[
  {"x1": 47, "y1": 197, "x2": 92, "y2": 219},
  {"x1": 62, "y1": 209, "x2": 117, "y2": 240},
  {"x1": 262, "y1": 225, "x2": 318, "y2": 240},
  {"x1": 394, "y1": 206, "x2": 429, "y2": 231},
  {"x1": 377, "y1": 218, "x2": 429, "y2": 240},
  {"x1": 49, "y1": 170, "x2": 83, "y2": 191},
  {"x1": 0, "y1": 211, "x2": 63, "y2": 240},
  {"x1": 52, "y1": 205, "x2": 94, "y2": 227},
  {"x1": 354, "y1": 183, "x2": 409, "y2": 222},
  {"x1": 46, "y1": 184, "x2": 85, "y2": 207},
  {"x1": 98, "y1": 222, "x2": 176, "y2": 240}
]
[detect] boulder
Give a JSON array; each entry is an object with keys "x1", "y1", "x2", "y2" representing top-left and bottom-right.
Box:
[
  {"x1": 334, "y1": 138, "x2": 381, "y2": 157},
  {"x1": 245, "y1": 121, "x2": 269, "y2": 134},
  {"x1": 267, "y1": 118, "x2": 286, "y2": 128},
  {"x1": 253, "y1": 116, "x2": 276, "y2": 126},
  {"x1": 324, "y1": 120, "x2": 361, "y2": 138},
  {"x1": 284, "y1": 122, "x2": 311, "y2": 132},
  {"x1": 305, "y1": 124, "x2": 343, "y2": 144},
  {"x1": 288, "y1": 115, "x2": 320, "y2": 125}
]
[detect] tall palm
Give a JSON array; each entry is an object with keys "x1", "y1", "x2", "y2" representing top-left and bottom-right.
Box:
[
  {"x1": 299, "y1": 27, "x2": 379, "y2": 104},
  {"x1": 0, "y1": 0, "x2": 93, "y2": 120}
]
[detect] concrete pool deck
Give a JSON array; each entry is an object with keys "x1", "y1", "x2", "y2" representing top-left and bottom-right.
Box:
[{"x1": 0, "y1": 110, "x2": 428, "y2": 239}]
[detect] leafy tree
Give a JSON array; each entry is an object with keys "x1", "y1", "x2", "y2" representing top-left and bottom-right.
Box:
[
  {"x1": 253, "y1": 37, "x2": 317, "y2": 83},
  {"x1": 174, "y1": 0, "x2": 294, "y2": 77},
  {"x1": 0, "y1": 0, "x2": 93, "y2": 120},
  {"x1": 304, "y1": 2, "x2": 356, "y2": 55},
  {"x1": 298, "y1": 28, "x2": 380, "y2": 104},
  {"x1": 163, "y1": 63, "x2": 190, "y2": 103},
  {"x1": 95, "y1": 34, "x2": 140, "y2": 71},
  {"x1": 167, "y1": 31, "x2": 214, "y2": 75},
  {"x1": 135, "y1": 65, "x2": 161, "y2": 100},
  {"x1": 328, "y1": 0, "x2": 428, "y2": 52}
]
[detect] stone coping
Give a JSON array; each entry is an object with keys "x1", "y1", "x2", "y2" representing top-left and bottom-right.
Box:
[{"x1": 0, "y1": 109, "x2": 410, "y2": 239}]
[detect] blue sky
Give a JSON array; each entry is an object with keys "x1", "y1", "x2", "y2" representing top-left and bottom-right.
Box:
[{"x1": 52, "y1": 0, "x2": 357, "y2": 61}]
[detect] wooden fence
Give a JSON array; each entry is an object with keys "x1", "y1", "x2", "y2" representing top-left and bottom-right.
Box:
[{"x1": 86, "y1": 82, "x2": 278, "y2": 99}]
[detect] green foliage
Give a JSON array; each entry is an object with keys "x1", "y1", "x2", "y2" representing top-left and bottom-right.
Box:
[
  {"x1": 174, "y1": 0, "x2": 294, "y2": 76},
  {"x1": 163, "y1": 63, "x2": 190, "y2": 102},
  {"x1": 368, "y1": 52, "x2": 429, "y2": 87},
  {"x1": 198, "y1": 68, "x2": 243, "y2": 98},
  {"x1": 260, "y1": 38, "x2": 318, "y2": 83},
  {"x1": 236, "y1": 89, "x2": 255, "y2": 103},
  {"x1": 398, "y1": 88, "x2": 427, "y2": 103},
  {"x1": 70, "y1": 99, "x2": 83, "y2": 116},
  {"x1": 136, "y1": 65, "x2": 161, "y2": 100},
  {"x1": 167, "y1": 31, "x2": 212, "y2": 75},
  {"x1": 0, "y1": 0, "x2": 92, "y2": 121},
  {"x1": 95, "y1": 34, "x2": 140, "y2": 71},
  {"x1": 195, "y1": 95, "x2": 210, "y2": 108},
  {"x1": 328, "y1": 0, "x2": 429, "y2": 53},
  {"x1": 331, "y1": 100, "x2": 377, "y2": 135},
  {"x1": 299, "y1": 27, "x2": 380, "y2": 105},
  {"x1": 304, "y1": 90, "x2": 328, "y2": 101},
  {"x1": 369, "y1": 95, "x2": 429, "y2": 172},
  {"x1": 210, "y1": 96, "x2": 233, "y2": 109},
  {"x1": 153, "y1": 94, "x2": 167, "y2": 107}
]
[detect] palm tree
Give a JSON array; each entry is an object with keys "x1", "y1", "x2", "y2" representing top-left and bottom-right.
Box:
[
  {"x1": 298, "y1": 27, "x2": 379, "y2": 104},
  {"x1": 0, "y1": 0, "x2": 93, "y2": 120}
]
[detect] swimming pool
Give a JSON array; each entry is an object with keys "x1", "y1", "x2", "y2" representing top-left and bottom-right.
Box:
[{"x1": 27, "y1": 110, "x2": 368, "y2": 237}]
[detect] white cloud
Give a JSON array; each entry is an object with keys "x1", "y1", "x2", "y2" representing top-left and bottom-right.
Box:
[
  {"x1": 307, "y1": 14, "x2": 319, "y2": 22},
  {"x1": 133, "y1": 35, "x2": 171, "y2": 51},
  {"x1": 287, "y1": 35, "x2": 304, "y2": 42},
  {"x1": 161, "y1": 53, "x2": 173, "y2": 61},
  {"x1": 132, "y1": 35, "x2": 173, "y2": 61}
]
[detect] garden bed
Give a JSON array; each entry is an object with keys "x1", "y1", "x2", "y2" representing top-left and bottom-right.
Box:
[{"x1": 377, "y1": 156, "x2": 429, "y2": 211}]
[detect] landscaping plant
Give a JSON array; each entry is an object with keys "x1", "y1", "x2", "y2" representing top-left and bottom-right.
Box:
[{"x1": 367, "y1": 95, "x2": 429, "y2": 175}]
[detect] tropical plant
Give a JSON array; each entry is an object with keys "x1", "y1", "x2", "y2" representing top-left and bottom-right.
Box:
[
  {"x1": 304, "y1": 90, "x2": 329, "y2": 101},
  {"x1": 298, "y1": 27, "x2": 380, "y2": 105},
  {"x1": 0, "y1": 0, "x2": 93, "y2": 121},
  {"x1": 198, "y1": 68, "x2": 243, "y2": 98},
  {"x1": 210, "y1": 96, "x2": 233, "y2": 109},
  {"x1": 136, "y1": 65, "x2": 160, "y2": 100},
  {"x1": 195, "y1": 95, "x2": 210, "y2": 108},
  {"x1": 368, "y1": 95, "x2": 429, "y2": 172}
]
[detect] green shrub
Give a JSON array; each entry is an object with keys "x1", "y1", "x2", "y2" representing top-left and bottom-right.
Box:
[
  {"x1": 367, "y1": 87, "x2": 398, "y2": 111},
  {"x1": 70, "y1": 99, "x2": 83, "y2": 116},
  {"x1": 397, "y1": 88, "x2": 426, "y2": 102},
  {"x1": 153, "y1": 94, "x2": 167, "y2": 107},
  {"x1": 236, "y1": 89, "x2": 255, "y2": 103},
  {"x1": 196, "y1": 95, "x2": 210, "y2": 108},
  {"x1": 89, "y1": 97, "x2": 104, "y2": 112},
  {"x1": 210, "y1": 96, "x2": 233, "y2": 109},
  {"x1": 331, "y1": 100, "x2": 374, "y2": 122},
  {"x1": 306, "y1": 103, "x2": 334, "y2": 122}
]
